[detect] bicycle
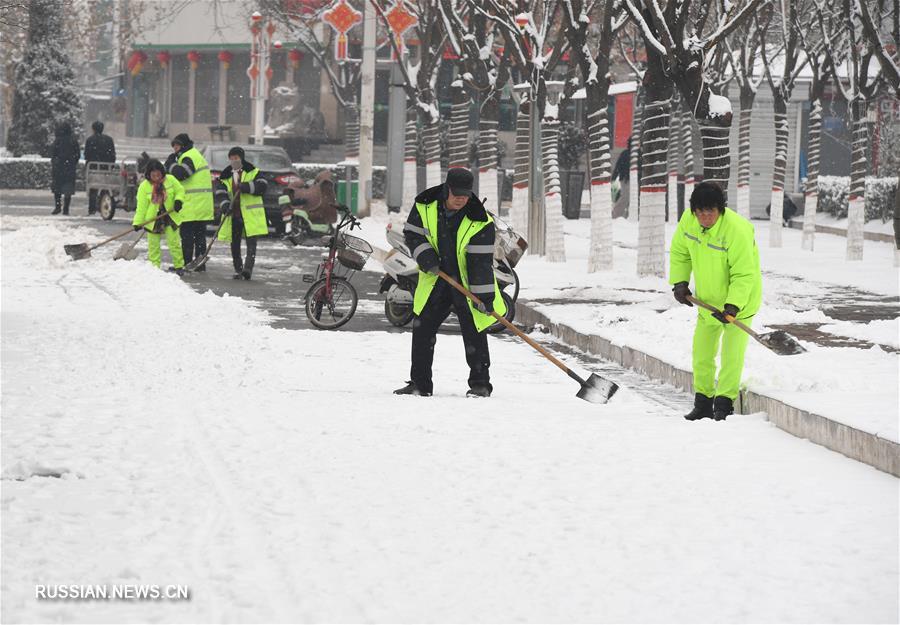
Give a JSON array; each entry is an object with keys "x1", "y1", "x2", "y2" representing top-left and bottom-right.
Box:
[{"x1": 302, "y1": 206, "x2": 373, "y2": 330}]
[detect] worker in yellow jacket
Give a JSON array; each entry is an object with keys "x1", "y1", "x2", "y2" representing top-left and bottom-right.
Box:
[
  {"x1": 669, "y1": 182, "x2": 763, "y2": 421},
  {"x1": 133, "y1": 159, "x2": 185, "y2": 275}
]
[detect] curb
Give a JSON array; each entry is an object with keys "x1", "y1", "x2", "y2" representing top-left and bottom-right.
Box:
[
  {"x1": 787, "y1": 219, "x2": 896, "y2": 244},
  {"x1": 516, "y1": 300, "x2": 900, "y2": 478}
]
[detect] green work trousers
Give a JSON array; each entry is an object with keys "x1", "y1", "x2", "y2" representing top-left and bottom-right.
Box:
[
  {"x1": 692, "y1": 313, "x2": 752, "y2": 401},
  {"x1": 147, "y1": 226, "x2": 184, "y2": 269}
]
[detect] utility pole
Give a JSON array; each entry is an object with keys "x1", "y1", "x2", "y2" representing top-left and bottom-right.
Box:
[
  {"x1": 357, "y1": 0, "x2": 377, "y2": 217},
  {"x1": 528, "y1": 86, "x2": 545, "y2": 256},
  {"x1": 385, "y1": 59, "x2": 407, "y2": 211}
]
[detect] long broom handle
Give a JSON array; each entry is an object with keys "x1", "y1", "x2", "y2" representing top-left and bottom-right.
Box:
[
  {"x1": 686, "y1": 295, "x2": 764, "y2": 343},
  {"x1": 436, "y1": 270, "x2": 580, "y2": 380},
  {"x1": 88, "y1": 210, "x2": 175, "y2": 251},
  {"x1": 187, "y1": 185, "x2": 241, "y2": 268}
]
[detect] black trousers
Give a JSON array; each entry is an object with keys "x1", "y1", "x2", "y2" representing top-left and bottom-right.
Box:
[
  {"x1": 230, "y1": 216, "x2": 257, "y2": 275},
  {"x1": 180, "y1": 221, "x2": 208, "y2": 265},
  {"x1": 411, "y1": 281, "x2": 491, "y2": 394}
]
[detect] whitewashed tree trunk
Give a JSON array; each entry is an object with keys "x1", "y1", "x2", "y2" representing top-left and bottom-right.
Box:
[
  {"x1": 401, "y1": 107, "x2": 418, "y2": 217},
  {"x1": 447, "y1": 82, "x2": 470, "y2": 168},
  {"x1": 736, "y1": 92, "x2": 755, "y2": 218},
  {"x1": 510, "y1": 99, "x2": 531, "y2": 238},
  {"x1": 637, "y1": 98, "x2": 670, "y2": 278},
  {"x1": 768, "y1": 98, "x2": 789, "y2": 247},
  {"x1": 422, "y1": 117, "x2": 442, "y2": 188},
  {"x1": 478, "y1": 93, "x2": 501, "y2": 214},
  {"x1": 587, "y1": 105, "x2": 613, "y2": 271},
  {"x1": 846, "y1": 100, "x2": 867, "y2": 260},
  {"x1": 628, "y1": 90, "x2": 642, "y2": 222},
  {"x1": 699, "y1": 123, "x2": 731, "y2": 195},
  {"x1": 542, "y1": 121, "x2": 566, "y2": 262},
  {"x1": 681, "y1": 108, "x2": 695, "y2": 210},
  {"x1": 344, "y1": 103, "x2": 360, "y2": 161},
  {"x1": 801, "y1": 100, "x2": 822, "y2": 251},
  {"x1": 667, "y1": 96, "x2": 681, "y2": 223}
]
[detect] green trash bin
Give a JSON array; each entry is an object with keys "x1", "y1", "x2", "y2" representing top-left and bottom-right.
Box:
[{"x1": 336, "y1": 180, "x2": 359, "y2": 214}]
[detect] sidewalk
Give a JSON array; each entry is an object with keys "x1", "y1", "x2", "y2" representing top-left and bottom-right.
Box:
[
  {"x1": 508, "y1": 216, "x2": 899, "y2": 475},
  {"x1": 788, "y1": 214, "x2": 897, "y2": 244}
]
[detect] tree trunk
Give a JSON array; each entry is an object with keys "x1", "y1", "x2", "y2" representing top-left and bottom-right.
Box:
[
  {"x1": 628, "y1": 89, "x2": 643, "y2": 222},
  {"x1": 667, "y1": 94, "x2": 682, "y2": 223},
  {"x1": 401, "y1": 106, "x2": 418, "y2": 217},
  {"x1": 801, "y1": 99, "x2": 822, "y2": 251},
  {"x1": 681, "y1": 107, "x2": 695, "y2": 210},
  {"x1": 637, "y1": 97, "x2": 670, "y2": 278},
  {"x1": 420, "y1": 107, "x2": 442, "y2": 189},
  {"x1": 846, "y1": 99, "x2": 868, "y2": 260},
  {"x1": 736, "y1": 87, "x2": 756, "y2": 218},
  {"x1": 541, "y1": 120, "x2": 566, "y2": 262},
  {"x1": 344, "y1": 103, "x2": 360, "y2": 161},
  {"x1": 699, "y1": 121, "x2": 731, "y2": 198},
  {"x1": 587, "y1": 98, "x2": 613, "y2": 271},
  {"x1": 478, "y1": 92, "x2": 501, "y2": 215},
  {"x1": 447, "y1": 82, "x2": 470, "y2": 168},
  {"x1": 511, "y1": 99, "x2": 531, "y2": 237},
  {"x1": 768, "y1": 95, "x2": 789, "y2": 247}
]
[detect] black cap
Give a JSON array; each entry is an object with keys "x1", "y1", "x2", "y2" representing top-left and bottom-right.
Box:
[
  {"x1": 228, "y1": 146, "x2": 245, "y2": 159},
  {"x1": 171, "y1": 133, "x2": 192, "y2": 149},
  {"x1": 446, "y1": 167, "x2": 473, "y2": 196}
]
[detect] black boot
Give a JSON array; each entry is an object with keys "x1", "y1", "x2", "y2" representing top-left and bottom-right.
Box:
[
  {"x1": 712, "y1": 396, "x2": 734, "y2": 421},
  {"x1": 393, "y1": 381, "x2": 431, "y2": 397},
  {"x1": 466, "y1": 386, "x2": 491, "y2": 398},
  {"x1": 62, "y1": 194, "x2": 71, "y2": 215},
  {"x1": 684, "y1": 393, "x2": 714, "y2": 421},
  {"x1": 51, "y1": 195, "x2": 62, "y2": 215}
]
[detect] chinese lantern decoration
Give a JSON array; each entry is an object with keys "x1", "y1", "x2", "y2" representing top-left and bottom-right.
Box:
[
  {"x1": 187, "y1": 50, "x2": 201, "y2": 70},
  {"x1": 322, "y1": 0, "x2": 362, "y2": 61},
  {"x1": 127, "y1": 51, "x2": 148, "y2": 76},
  {"x1": 384, "y1": 1, "x2": 416, "y2": 59},
  {"x1": 288, "y1": 49, "x2": 303, "y2": 69},
  {"x1": 156, "y1": 51, "x2": 171, "y2": 68},
  {"x1": 218, "y1": 50, "x2": 233, "y2": 69}
]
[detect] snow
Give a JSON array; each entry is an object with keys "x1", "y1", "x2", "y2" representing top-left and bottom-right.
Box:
[
  {"x1": 609, "y1": 80, "x2": 638, "y2": 95},
  {"x1": 707, "y1": 93, "x2": 733, "y2": 117},
  {"x1": 1, "y1": 217, "x2": 898, "y2": 622}
]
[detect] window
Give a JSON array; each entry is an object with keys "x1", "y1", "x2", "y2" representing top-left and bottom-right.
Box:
[
  {"x1": 194, "y1": 53, "x2": 220, "y2": 124},
  {"x1": 226, "y1": 52, "x2": 251, "y2": 125},
  {"x1": 171, "y1": 55, "x2": 189, "y2": 123}
]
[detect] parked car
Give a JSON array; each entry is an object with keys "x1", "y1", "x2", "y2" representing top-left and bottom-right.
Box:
[{"x1": 201, "y1": 144, "x2": 302, "y2": 234}]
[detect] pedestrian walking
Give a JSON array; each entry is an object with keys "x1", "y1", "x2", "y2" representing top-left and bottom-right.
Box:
[
  {"x1": 83, "y1": 120, "x2": 116, "y2": 215},
  {"x1": 669, "y1": 182, "x2": 763, "y2": 421},
  {"x1": 213, "y1": 147, "x2": 268, "y2": 280},
  {"x1": 133, "y1": 159, "x2": 186, "y2": 275},
  {"x1": 50, "y1": 122, "x2": 80, "y2": 216},
  {"x1": 165, "y1": 134, "x2": 213, "y2": 270},
  {"x1": 393, "y1": 168, "x2": 507, "y2": 398}
]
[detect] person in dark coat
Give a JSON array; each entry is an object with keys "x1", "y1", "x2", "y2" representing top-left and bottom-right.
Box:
[
  {"x1": 50, "y1": 122, "x2": 80, "y2": 216},
  {"x1": 83, "y1": 121, "x2": 116, "y2": 214}
]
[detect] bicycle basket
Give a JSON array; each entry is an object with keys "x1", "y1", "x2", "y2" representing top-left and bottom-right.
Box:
[
  {"x1": 337, "y1": 248, "x2": 367, "y2": 271},
  {"x1": 336, "y1": 232, "x2": 372, "y2": 270}
]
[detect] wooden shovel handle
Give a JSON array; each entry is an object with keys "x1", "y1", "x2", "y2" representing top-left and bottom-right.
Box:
[
  {"x1": 686, "y1": 295, "x2": 761, "y2": 341},
  {"x1": 436, "y1": 270, "x2": 576, "y2": 378},
  {"x1": 90, "y1": 210, "x2": 175, "y2": 251}
]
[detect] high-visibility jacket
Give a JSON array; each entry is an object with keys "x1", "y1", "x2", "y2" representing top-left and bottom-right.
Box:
[
  {"x1": 405, "y1": 186, "x2": 506, "y2": 332},
  {"x1": 669, "y1": 207, "x2": 762, "y2": 319},
  {"x1": 133, "y1": 175, "x2": 185, "y2": 232},
  {"x1": 173, "y1": 147, "x2": 213, "y2": 222},
  {"x1": 216, "y1": 166, "x2": 268, "y2": 241}
]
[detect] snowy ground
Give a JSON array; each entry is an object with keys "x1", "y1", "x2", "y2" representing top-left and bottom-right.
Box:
[{"x1": 2, "y1": 216, "x2": 898, "y2": 623}]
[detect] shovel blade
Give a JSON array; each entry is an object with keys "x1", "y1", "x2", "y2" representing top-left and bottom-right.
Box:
[
  {"x1": 576, "y1": 373, "x2": 619, "y2": 404},
  {"x1": 759, "y1": 330, "x2": 806, "y2": 355},
  {"x1": 112, "y1": 242, "x2": 135, "y2": 261},
  {"x1": 64, "y1": 243, "x2": 90, "y2": 260}
]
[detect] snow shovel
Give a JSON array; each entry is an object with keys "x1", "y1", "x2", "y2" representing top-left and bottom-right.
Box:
[
  {"x1": 113, "y1": 229, "x2": 145, "y2": 261},
  {"x1": 64, "y1": 210, "x2": 175, "y2": 261},
  {"x1": 686, "y1": 295, "x2": 806, "y2": 355},
  {"x1": 436, "y1": 270, "x2": 619, "y2": 404},
  {"x1": 184, "y1": 185, "x2": 240, "y2": 271}
]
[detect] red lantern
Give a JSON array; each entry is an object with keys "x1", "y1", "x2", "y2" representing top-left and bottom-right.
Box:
[
  {"x1": 187, "y1": 50, "x2": 201, "y2": 70},
  {"x1": 127, "y1": 51, "x2": 148, "y2": 76},
  {"x1": 217, "y1": 50, "x2": 233, "y2": 69},
  {"x1": 156, "y1": 51, "x2": 170, "y2": 68},
  {"x1": 288, "y1": 49, "x2": 303, "y2": 69}
]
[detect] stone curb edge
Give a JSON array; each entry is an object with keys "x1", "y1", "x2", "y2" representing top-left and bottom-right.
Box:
[{"x1": 516, "y1": 300, "x2": 900, "y2": 478}]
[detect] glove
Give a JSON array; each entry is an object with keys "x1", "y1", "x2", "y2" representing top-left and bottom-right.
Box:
[
  {"x1": 476, "y1": 299, "x2": 495, "y2": 315},
  {"x1": 220, "y1": 201, "x2": 232, "y2": 216},
  {"x1": 173, "y1": 199, "x2": 183, "y2": 212},
  {"x1": 672, "y1": 281, "x2": 693, "y2": 306},
  {"x1": 420, "y1": 262, "x2": 439, "y2": 275},
  {"x1": 239, "y1": 182, "x2": 252, "y2": 194},
  {"x1": 712, "y1": 304, "x2": 740, "y2": 324},
  {"x1": 133, "y1": 225, "x2": 142, "y2": 232}
]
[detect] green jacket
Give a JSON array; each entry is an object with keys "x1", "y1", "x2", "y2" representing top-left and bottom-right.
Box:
[
  {"x1": 173, "y1": 147, "x2": 213, "y2": 222},
  {"x1": 133, "y1": 175, "x2": 185, "y2": 232},
  {"x1": 405, "y1": 185, "x2": 507, "y2": 332},
  {"x1": 215, "y1": 165, "x2": 268, "y2": 241},
  {"x1": 669, "y1": 207, "x2": 762, "y2": 320}
]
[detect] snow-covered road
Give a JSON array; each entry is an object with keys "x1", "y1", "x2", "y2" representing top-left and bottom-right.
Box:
[{"x1": 1, "y1": 218, "x2": 897, "y2": 623}]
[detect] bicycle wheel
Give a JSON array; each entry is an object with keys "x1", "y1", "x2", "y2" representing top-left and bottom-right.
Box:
[
  {"x1": 304, "y1": 276, "x2": 358, "y2": 330},
  {"x1": 485, "y1": 290, "x2": 516, "y2": 334}
]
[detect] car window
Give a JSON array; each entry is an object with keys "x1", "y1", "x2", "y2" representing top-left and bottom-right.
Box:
[
  {"x1": 246, "y1": 151, "x2": 292, "y2": 170},
  {"x1": 207, "y1": 149, "x2": 231, "y2": 170}
]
